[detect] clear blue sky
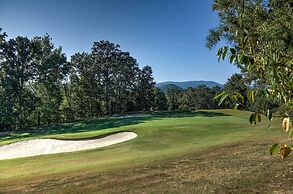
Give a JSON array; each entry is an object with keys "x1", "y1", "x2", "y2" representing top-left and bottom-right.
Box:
[{"x1": 0, "y1": 0, "x2": 238, "y2": 84}]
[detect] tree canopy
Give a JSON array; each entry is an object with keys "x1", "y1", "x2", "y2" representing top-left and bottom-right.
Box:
[
  {"x1": 0, "y1": 29, "x2": 159, "y2": 130},
  {"x1": 208, "y1": 0, "x2": 293, "y2": 158}
]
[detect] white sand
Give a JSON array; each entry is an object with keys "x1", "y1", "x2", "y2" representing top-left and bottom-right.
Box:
[{"x1": 0, "y1": 132, "x2": 137, "y2": 160}]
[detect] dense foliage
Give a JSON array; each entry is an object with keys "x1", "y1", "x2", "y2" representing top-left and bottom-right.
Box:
[
  {"x1": 165, "y1": 84, "x2": 225, "y2": 111},
  {"x1": 0, "y1": 30, "x2": 158, "y2": 130},
  {"x1": 0, "y1": 29, "x2": 232, "y2": 131},
  {"x1": 208, "y1": 0, "x2": 293, "y2": 158}
]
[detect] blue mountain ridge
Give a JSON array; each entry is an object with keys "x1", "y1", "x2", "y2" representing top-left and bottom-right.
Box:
[{"x1": 156, "y1": 81, "x2": 223, "y2": 92}]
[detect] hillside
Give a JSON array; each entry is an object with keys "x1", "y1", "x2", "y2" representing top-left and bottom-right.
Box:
[
  {"x1": 157, "y1": 83, "x2": 183, "y2": 93},
  {"x1": 157, "y1": 81, "x2": 223, "y2": 92}
]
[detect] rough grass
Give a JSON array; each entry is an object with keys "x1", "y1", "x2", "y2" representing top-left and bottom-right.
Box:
[
  {"x1": 1, "y1": 141, "x2": 292, "y2": 193},
  {"x1": 0, "y1": 109, "x2": 291, "y2": 193}
]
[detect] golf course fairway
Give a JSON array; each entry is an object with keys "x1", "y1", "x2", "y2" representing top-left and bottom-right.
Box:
[{"x1": 0, "y1": 109, "x2": 291, "y2": 193}]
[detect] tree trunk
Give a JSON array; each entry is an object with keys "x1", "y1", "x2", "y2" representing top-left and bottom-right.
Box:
[{"x1": 37, "y1": 111, "x2": 41, "y2": 127}]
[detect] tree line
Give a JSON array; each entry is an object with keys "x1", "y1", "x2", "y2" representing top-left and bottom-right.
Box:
[
  {"x1": 0, "y1": 29, "x2": 279, "y2": 132},
  {"x1": 0, "y1": 29, "x2": 157, "y2": 130},
  {"x1": 164, "y1": 73, "x2": 279, "y2": 113}
]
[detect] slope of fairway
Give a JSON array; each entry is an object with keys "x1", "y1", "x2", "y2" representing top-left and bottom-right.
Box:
[{"x1": 0, "y1": 110, "x2": 287, "y2": 193}]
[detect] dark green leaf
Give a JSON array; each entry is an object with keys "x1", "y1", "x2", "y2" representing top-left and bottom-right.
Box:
[
  {"x1": 229, "y1": 54, "x2": 235, "y2": 63},
  {"x1": 257, "y1": 114, "x2": 261, "y2": 123},
  {"x1": 248, "y1": 57, "x2": 254, "y2": 64},
  {"x1": 249, "y1": 113, "x2": 256, "y2": 124},
  {"x1": 217, "y1": 48, "x2": 223, "y2": 62},
  {"x1": 222, "y1": 46, "x2": 228, "y2": 60},
  {"x1": 230, "y1": 47, "x2": 236, "y2": 55},
  {"x1": 269, "y1": 143, "x2": 279, "y2": 156}
]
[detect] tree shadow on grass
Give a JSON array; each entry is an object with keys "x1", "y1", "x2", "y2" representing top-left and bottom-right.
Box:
[
  {"x1": 0, "y1": 110, "x2": 231, "y2": 143},
  {"x1": 150, "y1": 110, "x2": 230, "y2": 118}
]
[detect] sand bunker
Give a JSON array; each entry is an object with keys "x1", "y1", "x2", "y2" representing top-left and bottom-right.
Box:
[{"x1": 0, "y1": 132, "x2": 137, "y2": 160}]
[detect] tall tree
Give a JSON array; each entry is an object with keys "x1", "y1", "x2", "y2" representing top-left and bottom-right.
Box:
[
  {"x1": 91, "y1": 41, "x2": 120, "y2": 115},
  {"x1": 70, "y1": 52, "x2": 103, "y2": 118},
  {"x1": 166, "y1": 84, "x2": 182, "y2": 111},
  {"x1": 32, "y1": 35, "x2": 69, "y2": 125},
  {"x1": 0, "y1": 34, "x2": 38, "y2": 129},
  {"x1": 223, "y1": 73, "x2": 249, "y2": 109},
  {"x1": 153, "y1": 87, "x2": 168, "y2": 111},
  {"x1": 110, "y1": 51, "x2": 139, "y2": 113},
  {"x1": 207, "y1": 0, "x2": 292, "y2": 114},
  {"x1": 135, "y1": 65, "x2": 156, "y2": 111},
  {"x1": 208, "y1": 0, "x2": 293, "y2": 158}
]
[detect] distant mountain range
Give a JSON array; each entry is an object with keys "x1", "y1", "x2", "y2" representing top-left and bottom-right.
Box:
[{"x1": 156, "y1": 81, "x2": 223, "y2": 92}]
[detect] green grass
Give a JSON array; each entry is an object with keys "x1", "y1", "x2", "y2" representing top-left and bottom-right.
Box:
[{"x1": 0, "y1": 109, "x2": 289, "y2": 193}]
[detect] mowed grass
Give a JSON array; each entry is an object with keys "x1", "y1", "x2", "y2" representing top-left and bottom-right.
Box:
[{"x1": 0, "y1": 109, "x2": 291, "y2": 193}]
